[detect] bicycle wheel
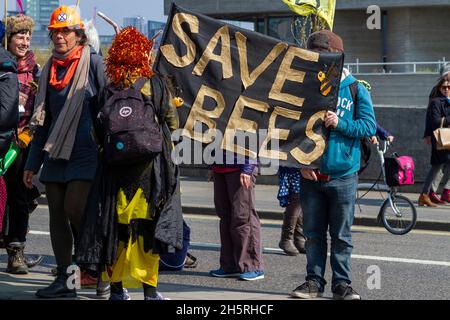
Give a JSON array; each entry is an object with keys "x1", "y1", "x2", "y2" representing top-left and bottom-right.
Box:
[{"x1": 379, "y1": 194, "x2": 417, "y2": 235}]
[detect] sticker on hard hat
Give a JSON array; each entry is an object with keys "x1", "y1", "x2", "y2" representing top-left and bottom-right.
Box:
[{"x1": 57, "y1": 13, "x2": 68, "y2": 22}]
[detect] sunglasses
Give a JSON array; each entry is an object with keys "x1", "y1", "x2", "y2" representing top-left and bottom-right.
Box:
[
  {"x1": 50, "y1": 28, "x2": 74, "y2": 36},
  {"x1": 441, "y1": 86, "x2": 450, "y2": 90}
]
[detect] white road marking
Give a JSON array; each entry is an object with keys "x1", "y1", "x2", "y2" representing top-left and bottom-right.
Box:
[
  {"x1": 190, "y1": 242, "x2": 450, "y2": 267},
  {"x1": 350, "y1": 254, "x2": 450, "y2": 267},
  {"x1": 28, "y1": 230, "x2": 50, "y2": 235}
]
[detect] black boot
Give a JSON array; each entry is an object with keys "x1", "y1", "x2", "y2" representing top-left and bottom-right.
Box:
[
  {"x1": 35, "y1": 266, "x2": 77, "y2": 298},
  {"x1": 293, "y1": 215, "x2": 306, "y2": 254},
  {"x1": 6, "y1": 242, "x2": 28, "y2": 274},
  {"x1": 279, "y1": 206, "x2": 300, "y2": 256}
]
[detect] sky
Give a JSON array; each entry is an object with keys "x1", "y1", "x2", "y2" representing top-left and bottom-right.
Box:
[{"x1": 2, "y1": 0, "x2": 168, "y2": 35}]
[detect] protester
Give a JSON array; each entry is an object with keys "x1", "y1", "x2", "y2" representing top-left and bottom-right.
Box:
[
  {"x1": 418, "y1": 74, "x2": 450, "y2": 207},
  {"x1": 23, "y1": 5, "x2": 106, "y2": 298},
  {"x1": 208, "y1": 150, "x2": 263, "y2": 280},
  {"x1": 0, "y1": 21, "x2": 19, "y2": 252},
  {"x1": 76, "y1": 26, "x2": 183, "y2": 300},
  {"x1": 291, "y1": 30, "x2": 376, "y2": 300},
  {"x1": 276, "y1": 166, "x2": 306, "y2": 256},
  {"x1": 370, "y1": 124, "x2": 394, "y2": 145},
  {"x1": 2, "y1": 14, "x2": 43, "y2": 275}
]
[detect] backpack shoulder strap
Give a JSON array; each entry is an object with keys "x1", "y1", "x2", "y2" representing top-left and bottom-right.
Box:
[
  {"x1": 149, "y1": 75, "x2": 164, "y2": 119},
  {"x1": 350, "y1": 80, "x2": 358, "y2": 114},
  {"x1": 132, "y1": 77, "x2": 148, "y2": 91}
]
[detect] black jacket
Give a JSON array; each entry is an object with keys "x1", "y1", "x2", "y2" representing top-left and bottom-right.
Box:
[
  {"x1": 76, "y1": 74, "x2": 183, "y2": 272},
  {"x1": 428, "y1": 95, "x2": 450, "y2": 165},
  {"x1": 0, "y1": 47, "x2": 19, "y2": 158}
]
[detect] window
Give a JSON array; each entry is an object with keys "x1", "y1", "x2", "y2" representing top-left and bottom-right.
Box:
[{"x1": 267, "y1": 17, "x2": 296, "y2": 44}]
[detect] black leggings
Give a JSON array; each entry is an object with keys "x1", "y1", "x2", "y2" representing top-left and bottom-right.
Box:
[
  {"x1": 45, "y1": 181, "x2": 92, "y2": 269},
  {"x1": 4, "y1": 149, "x2": 33, "y2": 243}
]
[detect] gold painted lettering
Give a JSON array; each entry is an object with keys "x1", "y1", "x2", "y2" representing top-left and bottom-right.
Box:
[
  {"x1": 259, "y1": 107, "x2": 301, "y2": 160},
  {"x1": 221, "y1": 96, "x2": 269, "y2": 159},
  {"x1": 183, "y1": 85, "x2": 225, "y2": 143},
  {"x1": 290, "y1": 111, "x2": 326, "y2": 165},
  {"x1": 160, "y1": 13, "x2": 199, "y2": 68},
  {"x1": 192, "y1": 26, "x2": 232, "y2": 79},
  {"x1": 269, "y1": 47, "x2": 319, "y2": 107},
  {"x1": 236, "y1": 32, "x2": 288, "y2": 90}
]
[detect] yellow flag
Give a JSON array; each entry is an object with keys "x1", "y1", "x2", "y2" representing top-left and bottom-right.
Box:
[{"x1": 282, "y1": 0, "x2": 336, "y2": 30}]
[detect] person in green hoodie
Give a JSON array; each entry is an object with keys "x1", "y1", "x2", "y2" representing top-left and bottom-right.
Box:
[{"x1": 290, "y1": 30, "x2": 376, "y2": 300}]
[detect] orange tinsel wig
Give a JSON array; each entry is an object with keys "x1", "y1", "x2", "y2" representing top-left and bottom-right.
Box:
[{"x1": 106, "y1": 27, "x2": 153, "y2": 86}]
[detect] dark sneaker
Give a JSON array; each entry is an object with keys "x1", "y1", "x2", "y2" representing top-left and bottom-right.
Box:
[
  {"x1": 332, "y1": 283, "x2": 361, "y2": 300},
  {"x1": 209, "y1": 268, "x2": 240, "y2": 278},
  {"x1": 96, "y1": 281, "x2": 111, "y2": 298},
  {"x1": 239, "y1": 271, "x2": 264, "y2": 281},
  {"x1": 291, "y1": 280, "x2": 323, "y2": 299},
  {"x1": 35, "y1": 277, "x2": 77, "y2": 299}
]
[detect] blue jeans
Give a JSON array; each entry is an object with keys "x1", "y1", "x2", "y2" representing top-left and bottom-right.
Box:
[{"x1": 299, "y1": 173, "x2": 358, "y2": 291}]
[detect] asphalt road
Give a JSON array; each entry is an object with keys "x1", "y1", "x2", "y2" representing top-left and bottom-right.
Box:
[{"x1": 2, "y1": 205, "x2": 450, "y2": 300}]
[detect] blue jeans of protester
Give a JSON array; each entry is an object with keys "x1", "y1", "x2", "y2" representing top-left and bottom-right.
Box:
[{"x1": 299, "y1": 173, "x2": 358, "y2": 291}]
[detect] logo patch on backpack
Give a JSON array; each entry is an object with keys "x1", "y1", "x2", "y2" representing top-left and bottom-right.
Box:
[
  {"x1": 98, "y1": 77, "x2": 163, "y2": 166},
  {"x1": 119, "y1": 106, "x2": 132, "y2": 118}
]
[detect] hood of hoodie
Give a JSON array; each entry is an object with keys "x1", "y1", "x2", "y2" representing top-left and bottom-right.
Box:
[
  {"x1": 0, "y1": 47, "x2": 17, "y2": 73},
  {"x1": 339, "y1": 68, "x2": 356, "y2": 89}
]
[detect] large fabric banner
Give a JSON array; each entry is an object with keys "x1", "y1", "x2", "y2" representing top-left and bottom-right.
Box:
[{"x1": 154, "y1": 3, "x2": 343, "y2": 169}]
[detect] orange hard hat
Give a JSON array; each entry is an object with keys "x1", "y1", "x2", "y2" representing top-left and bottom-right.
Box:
[{"x1": 48, "y1": 5, "x2": 84, "y2": 30}]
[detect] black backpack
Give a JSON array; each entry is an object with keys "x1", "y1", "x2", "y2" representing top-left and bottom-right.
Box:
[
  {"x1": 349, "y1": 80, "x2": 372, "y2": 175},
  {"x1": 98, "y1": 77, "x2": 162, "y2": 166}
]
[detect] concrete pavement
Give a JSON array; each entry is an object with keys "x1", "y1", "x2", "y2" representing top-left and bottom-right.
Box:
[{"x1": 2, "y1": 176, "x2": 449, "y2": 301}]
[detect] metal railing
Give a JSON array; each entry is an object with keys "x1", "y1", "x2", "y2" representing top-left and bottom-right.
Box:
[{"x1": 345, "y1": 58, "x2": 447, "y2": 75}]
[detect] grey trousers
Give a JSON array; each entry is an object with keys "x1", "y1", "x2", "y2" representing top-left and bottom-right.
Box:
[
  {"x1": 213, "y1": 170, "x2": 263, "y2": 273},
  {"x1": 431, "y1": 163, "x2": 450, "y2": 191},
  {"x1": 423, "y1": 163, "x2": 450, "y2": 194}
]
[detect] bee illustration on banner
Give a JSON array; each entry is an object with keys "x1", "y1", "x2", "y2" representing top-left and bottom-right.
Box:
[{"x1": 317, "y1": 62, "x2": 340, "y2": 96}]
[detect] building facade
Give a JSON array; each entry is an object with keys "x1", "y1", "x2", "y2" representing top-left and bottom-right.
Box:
[
  {"x1": 123, "y1": 16, "x2": 148, "y2": 35},
  {"x1": 20, "y1": 0, "x2": 60, "y2": 47},
  {"x1": 164, "y1": 0, "x2": 450, "y2": 67},
  {"x1": 21, "y1": 0, "x2": 59, "y2": 31}
]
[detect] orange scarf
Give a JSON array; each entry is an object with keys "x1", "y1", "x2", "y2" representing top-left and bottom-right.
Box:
[{"x1": 49, "y1": 45, "x2": 84, "y2": 91}]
